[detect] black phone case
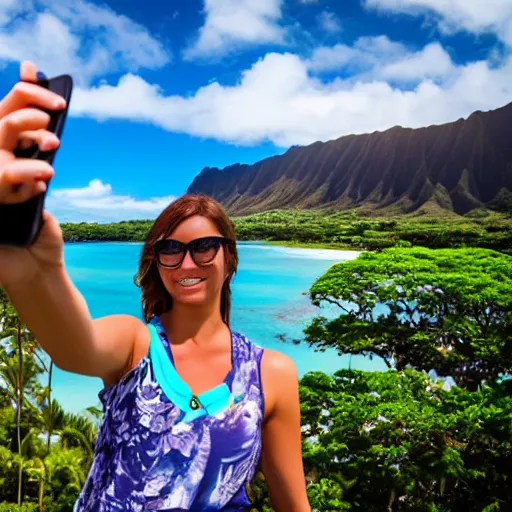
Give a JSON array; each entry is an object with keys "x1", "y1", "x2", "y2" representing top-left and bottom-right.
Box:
[{"x1": 0, "y1": 74, "x2": 73, "y2": 247}]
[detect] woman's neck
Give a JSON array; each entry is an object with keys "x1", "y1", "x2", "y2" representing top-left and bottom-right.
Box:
[{"x1": 161, "y1": 300, "x2": 227, "y2": 346}]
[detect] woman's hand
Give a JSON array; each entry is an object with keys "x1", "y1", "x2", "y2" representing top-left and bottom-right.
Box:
[{"x1": 0, "y1": 61, "x2": 67, "y2": 289}]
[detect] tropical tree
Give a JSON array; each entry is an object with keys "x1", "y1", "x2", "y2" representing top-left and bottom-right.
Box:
[
  {"x1": 291, "y1": 246, "x2": 512, "y2": 510},
  {"x1": 304, "y1": 247, "x2": 512, "y2": 390},
  {"x1": 43, "y1": 446, "x2": 88, "y2": 510},
  {"x1": 32, "y1": 357, "x2": 60, "y2": 455},
  {"x1": 60, "y1": 412, "x2": 98, "y2": 466},
  {"x1": 0, "y1": 308, "x2": 43, "y2": 506},
  {"x1": 0, "y1": 290, "x2": 95, "y2": 509},
  {"x1": 18, "y1": 428, "x2": 47, "y2": 510},
  {"x1": 299, "y1": 369, "x2": 512, "y2": 511}
]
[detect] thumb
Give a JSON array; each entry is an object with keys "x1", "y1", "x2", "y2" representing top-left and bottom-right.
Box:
[
  {"x1": 40, "y1": 209, "x2": 62, "y2": 237},
  {"x1": 42, "y1": 209, "x2": 55, "y2": 223}
]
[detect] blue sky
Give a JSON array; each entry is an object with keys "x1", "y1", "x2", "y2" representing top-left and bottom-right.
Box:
[{"x1": 0, "y1": 0, "x2": 511, "y2": 222}]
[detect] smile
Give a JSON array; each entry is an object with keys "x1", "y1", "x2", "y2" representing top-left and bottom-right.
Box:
[{"x1": 178, "y1": 278, "x2": 205, "y2": 287}]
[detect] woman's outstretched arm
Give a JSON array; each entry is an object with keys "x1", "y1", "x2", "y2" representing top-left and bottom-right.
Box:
[
  {"x1": 5, "y1": 262, "x2": 148, "y2": 384},
  {"x1": 0, "y1": 61, "x2": 148, "y2": 385}
]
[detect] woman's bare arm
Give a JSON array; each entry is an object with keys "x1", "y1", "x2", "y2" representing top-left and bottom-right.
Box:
[
  {"x1": 5, "y1": 263, "x2": 149, "y2": 385},
  {"x1": 0, "y1": 60, "x2": 149, "y2": 386},
  {"x1": 260, "y1": 349, "x2": 311, "y2": 512}
]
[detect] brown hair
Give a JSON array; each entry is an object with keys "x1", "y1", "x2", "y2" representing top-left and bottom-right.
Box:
[{"x1": 135, "y1": 193, "x2": 238, "y2": 324}]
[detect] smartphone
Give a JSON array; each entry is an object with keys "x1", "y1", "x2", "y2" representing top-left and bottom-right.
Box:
[{"x1": 0, "y1": 74, "x2": 73, "y2": 247}]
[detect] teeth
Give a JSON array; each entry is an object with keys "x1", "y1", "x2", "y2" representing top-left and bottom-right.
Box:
[{"x1": 179, "y1": 278, "x2": 202, "y2": 286}]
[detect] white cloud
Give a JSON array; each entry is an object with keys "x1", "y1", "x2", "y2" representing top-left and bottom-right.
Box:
[
  {"x1": 318, "y1": 11, "x2": 342, "y2": 33},
  {"x1": 47, "y1": 179, "x2": 175, "y2": 223},
  {"x1": 51, "y1": 178, "x2": 112, "y2": 200},
  {"x1": 306, "y1": 36, "x2": 455, "y2": 84},
  {"x1": 184, "y1": 0, "x2": 284, "y2": 60},
  {"x1": 306, "y1": 36, "x2": 408, "y2": 73},
  {"x1": 3, "y1": 1, "x2": 506, "y2": 152},
  {"x1": 0, "y1": 0, "x2": 169, "y2": 85},
  {"x1": 364, "y1": 0, "x2": 512, "y2": 46},
  {"x1": 307, "y1": 36, "x2": 455, "y2": 82},
  {"x1": 69, "y1": 43, "x2": 512, "y2": 147},
  {"x1": 379, "y1": 42, "x2": 454, "y2": 80}
]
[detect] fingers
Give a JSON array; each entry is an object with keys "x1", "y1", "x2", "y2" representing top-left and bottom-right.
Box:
[
  {"x1": 1, "y1": 159, "x2": 54, "y2": 185},
  {"x1": 0, "y1": 108, "x2": 52, "y2": 152},
  {"x1": 0, "y1": 159, "x2": 53, "y2": 203},
  {"x1": 0, "y1": 180, "x2": 48, "y2": 204},
  {"x1": 0, "y1": 81, "x2": 66, "y2": 119},
  {"x1": 18, "y1": 129, "x2": 60, "y2": 152},
  {"x1": 4, "y1": 180, "x2": 47, "y2": 204},
  {"x1": 0, "y1": 62, "x2": 59, "y2": 206},
  {"x1": 20, "y1": 61, "x2": 38, "y2": 83}
]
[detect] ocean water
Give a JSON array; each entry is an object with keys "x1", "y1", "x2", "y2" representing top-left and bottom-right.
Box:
[{"x1": 52, "y1": 242, "x2": 387, "y2": 413}]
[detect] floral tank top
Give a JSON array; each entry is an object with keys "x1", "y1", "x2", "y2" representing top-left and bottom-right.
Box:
[{"x1": 74, "y1": 316, "x2": 265, "y2": 511}]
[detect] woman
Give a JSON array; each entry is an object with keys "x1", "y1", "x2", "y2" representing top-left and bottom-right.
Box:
[{"x1": 0, "y1": 62, "x2": 311, "y2": 511}]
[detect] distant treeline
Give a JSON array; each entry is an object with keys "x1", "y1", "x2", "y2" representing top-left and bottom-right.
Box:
[{"x1": 61, "y1": 209, "x2": 512, "y2": 254}]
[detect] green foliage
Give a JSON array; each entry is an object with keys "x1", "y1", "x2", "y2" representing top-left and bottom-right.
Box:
[
  {"x1": 0, "y1": 446, "x2": 20, "y2": 504},
  {"x1": 293, "y1": 243, "x2": 512, "y2": 510},
  {"x1": 43, "y1": 446, "x2": 89, "y2": 507},
  {"x1": 299, "y1": 369, "x2": 512, "y2": 511},
  {"x1": 235, "y1": 209, "x2": 512, "y2": 254},
  {"x1": 59, "y1": 209, "x2": 512, "y2": 253},
  {"x1": 0, "y1": 503, "x2": 38, "y2": 511},
  {"x1": 306, "y1": 474, "x2": 352, "y2": 511},
  {"x1": 60, "y1": 220, "x2": 153, "y2": 242},
  {"x1": 3, "y1": 228, "x2": 512, "y2": 511},
  {"x1": 0, "y1": 291, "x2": 95, "y2": 511},
  {"x1": 306, "y1": 247, "x2": 512, "y2": 390}
]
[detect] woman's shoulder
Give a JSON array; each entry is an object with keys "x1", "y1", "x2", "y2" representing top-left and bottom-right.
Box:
[
  {"x1": 259, "y1": 348, "x2": 299, "y2": 420},
  {"x1": 261, "y1": 348, "x2": 298, "y2": 377}
]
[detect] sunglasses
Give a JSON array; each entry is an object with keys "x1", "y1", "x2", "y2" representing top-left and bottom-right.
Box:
[{"x1": 154, "y1": 236, "x2": 235, "y2": 269}]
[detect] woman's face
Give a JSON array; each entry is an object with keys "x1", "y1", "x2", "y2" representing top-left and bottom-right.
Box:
[{"x1": 157, "y1": 215, "x2": 229, "y2": 308}]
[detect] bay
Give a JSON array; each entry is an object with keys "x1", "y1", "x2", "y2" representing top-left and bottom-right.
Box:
[{"x1": 52, "y1": 241, "x2": 387, "y2": 413}]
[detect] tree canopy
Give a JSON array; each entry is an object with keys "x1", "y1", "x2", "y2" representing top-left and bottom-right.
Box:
[
  {"x1": 59, "y1": 209, "x2": 512, "y2": 254},
  {"x1": 300, "y1": 368, "x2": 512, "y2": 511},
  {"x1": 305, "y1": 247, "x2": 512, "y2": 390}
]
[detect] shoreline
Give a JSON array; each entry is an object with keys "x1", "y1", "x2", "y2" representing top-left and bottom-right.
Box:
[
  {"x1": 264, "y1": 240, "x2": 360, "y2": 251},
  {"x1": 62, "y1": 238, "x2": 362, "y2": 252}
]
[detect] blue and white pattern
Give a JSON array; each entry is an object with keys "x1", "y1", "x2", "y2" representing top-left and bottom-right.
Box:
[{"x1": 74, "y1": 316, "x2": 265, "y2": 511}]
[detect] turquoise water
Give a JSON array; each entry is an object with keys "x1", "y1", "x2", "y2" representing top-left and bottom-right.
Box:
[{"x1": 52, "y1": 242, "x2": 386, "y2": 413}]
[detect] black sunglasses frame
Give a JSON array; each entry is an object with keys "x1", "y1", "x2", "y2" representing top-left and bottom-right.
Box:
[{"x1": 154, "y1": 236, "x2": 235, "y2": 269}]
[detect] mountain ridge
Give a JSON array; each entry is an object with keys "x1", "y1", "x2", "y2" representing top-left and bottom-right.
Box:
[{"x1": 187, "y1": 102, "x2": 512, "y2": 215}]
